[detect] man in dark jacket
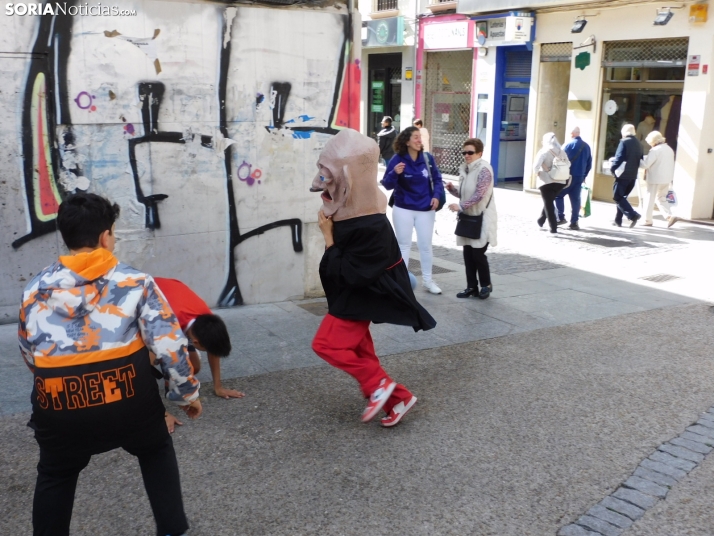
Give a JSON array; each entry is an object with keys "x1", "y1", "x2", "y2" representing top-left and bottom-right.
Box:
[
  {"x1": 610, "y1": 124, "x2": 643, "y2": 227},
  {"x1": 377, "y1": 116, "x2": 397, "y2": 165},
  {"x1": 310, "y1": 129, "x2": 435, "y2": 428},
  {"x1": 555, "y1": 127, "x2": 592, "y2": 230}
]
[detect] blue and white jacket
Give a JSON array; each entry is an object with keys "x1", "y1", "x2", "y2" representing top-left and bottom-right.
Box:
[{"x1": 382, "y1": 152, "x2": 444, "y2": 211}]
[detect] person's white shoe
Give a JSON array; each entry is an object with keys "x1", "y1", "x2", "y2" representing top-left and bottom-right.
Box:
[{"x1": 422, "y1": 280, "x2": 442, "y2": 294}]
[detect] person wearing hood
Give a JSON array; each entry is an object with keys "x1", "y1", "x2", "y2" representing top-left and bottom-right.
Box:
[
  {"x1": 310, "y1": 129, "x2": 436, "y2": 427},
  {"x1": 19, "y1": 192, "x2": 201, "y2": 536},
  {"x1": 377, "y1": 116, "x2": 397, "y2": 164},
  {"x1": 534, "y1": 132, "x2": 570, "y2": 234}
]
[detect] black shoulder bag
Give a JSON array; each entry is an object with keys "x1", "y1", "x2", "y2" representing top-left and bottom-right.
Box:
[{"x1": 454, "y1": 167, "x2": 493, "y2": 239}]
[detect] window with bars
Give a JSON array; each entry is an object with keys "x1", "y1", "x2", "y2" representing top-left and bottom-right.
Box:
[
  {"x1": 423, "y1": 50, "x2": 473, "y2": 175},
  {"x1": 602, "y1": 38, "x2": 688, "y2": 68},
  {"x1": 375, "y1": 0, "x2": 398, "y2": 11},
  {"x1": 540, "y1": 42, "x2": 572, "y2": 63}
]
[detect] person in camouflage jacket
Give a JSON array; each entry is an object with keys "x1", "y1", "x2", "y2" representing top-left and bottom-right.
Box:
[{"x1": 19, "y1": 192, "x2": 200, "y2": 536}]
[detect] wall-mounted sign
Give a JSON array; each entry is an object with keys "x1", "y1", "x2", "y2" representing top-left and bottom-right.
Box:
[
  {"x1": 505, "y1": 16, "x2": 532, "y2": 42},
  {"x1": 475, "y1": 14, "x2": 534, "y2": 47},
  {"x1": 362, "y1": 17, "x2": 404, "y2": 48},
  {"x1": 371, "y1": 81, "x2": 384, "y2": 113},
  {"x1": 575, "y1": 51, "x2": 591, "y2": 71},
  {"x1": 424, "y1": 20, "x2": 473, "y2": 50},
  {"x1": 689, "y1": 3, "x2": 708, "y2": 23},
  {"x1": 604, "y1": 100, "x2": 618, "y2": 116},
  {"x1": 688, "y1": 54, "x2": 701, "y2": 76},
  {"x1": 405, "y1": 67, "x2": 413, "y2": 81}
]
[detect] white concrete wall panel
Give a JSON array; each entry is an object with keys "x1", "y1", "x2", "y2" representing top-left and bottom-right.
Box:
[{"x1": 0, "y1": 1, "x2": 353, "y2": 322}]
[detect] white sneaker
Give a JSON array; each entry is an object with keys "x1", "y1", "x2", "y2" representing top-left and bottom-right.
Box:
[{"x1": 423, "y1": 280, "x2": 442, "y2": 294}]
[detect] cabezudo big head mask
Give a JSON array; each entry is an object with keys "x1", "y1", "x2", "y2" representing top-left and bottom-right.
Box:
[{"x1": 310, "y1": 129, "x2": 387, "y2": 221}]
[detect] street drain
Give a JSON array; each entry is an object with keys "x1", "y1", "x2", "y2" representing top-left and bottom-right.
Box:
[{"x1": 639, "y1": 274, "x2": 681, "y2": 283}]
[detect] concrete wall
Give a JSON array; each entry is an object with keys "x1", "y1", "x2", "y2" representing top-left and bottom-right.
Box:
[
  {"x1": 0, "y1": 0, "x2": 358, "y2": 323},
  {"x1": 526, "y1": 3, "x2": 714, "y2": 218}
]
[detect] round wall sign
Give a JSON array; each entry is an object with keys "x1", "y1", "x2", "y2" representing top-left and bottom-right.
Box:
[
  {"x1": 604, "y1": 100, "x2": 618, "y2": 116},
  {"x1": 376, "y1": 21, "x2": 389, "y2": 45}
]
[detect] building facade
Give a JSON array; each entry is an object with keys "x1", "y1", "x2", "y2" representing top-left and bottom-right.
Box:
[
  {"x1": 358, "y1": 0, "x2": 422, "y2": 139},
  {"x1": 455, "y1": 0, "x2": 714, "y2": 220},
  {"x1": 0, "y1": 0, "x2": 360, "y2": 322}
]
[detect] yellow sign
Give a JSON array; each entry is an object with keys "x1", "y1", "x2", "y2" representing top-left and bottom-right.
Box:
[{"x1": 690, "y1": 3, "x2": 708, "y2": 23}]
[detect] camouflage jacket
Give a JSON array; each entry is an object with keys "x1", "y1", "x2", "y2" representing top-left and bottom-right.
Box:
[{"x1": 18, "y1": 249, "x2": 200, "y2": 415}]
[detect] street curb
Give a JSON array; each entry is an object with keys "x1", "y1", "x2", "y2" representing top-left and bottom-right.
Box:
[{"x1": 558, "y1": 407, "x2": 714, "y2": 535}]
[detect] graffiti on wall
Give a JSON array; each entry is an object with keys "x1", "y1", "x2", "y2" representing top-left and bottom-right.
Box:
[{"x1": 8, "y1": 3, "x2": 360, "y2": 307}]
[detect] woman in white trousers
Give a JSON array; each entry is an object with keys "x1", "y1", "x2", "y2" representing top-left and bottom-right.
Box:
[
  {"x1": 381, "y1": 126, "x2": 445, "y2": 294},
  {"x1": 640, "y1": 131, "x2": 677, "y2": 228}
]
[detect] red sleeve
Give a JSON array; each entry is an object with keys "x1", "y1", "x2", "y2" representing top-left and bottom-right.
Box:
[{"x1": 154, "y1": 278, "x2": 212, "y2": 331}]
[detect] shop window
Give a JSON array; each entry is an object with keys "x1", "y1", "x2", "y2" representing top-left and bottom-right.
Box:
[
  {"x1": 598, "y1": 38, "x2": 687, "y2": 176},
  {"x1": 605, "y1": 67, "x2": 684, "y2": 82},
  {"x1": 375, "y1": 0, "x2": 398, "y2": 11},
  {"x1": 598, "y1": 89, "x2": 682, "y2": 174},
  {"x1": 648, "y1": 67, "x2": 685, "y2": 81}
]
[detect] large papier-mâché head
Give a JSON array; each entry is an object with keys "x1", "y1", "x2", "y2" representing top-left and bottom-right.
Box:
[{"x1": 310, "y1": 129, "x2": 387, "y2": 221}]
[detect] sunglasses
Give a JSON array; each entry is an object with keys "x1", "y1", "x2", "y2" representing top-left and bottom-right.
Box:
[{"x1": 462, "y1": 151, "x2": 476, "y2": 156}]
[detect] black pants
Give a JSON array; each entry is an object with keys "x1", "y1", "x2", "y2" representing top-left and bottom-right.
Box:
[
  {"x1": 33, "y1": 433, "x2": 188, "y2": 536},
  {"x1": 463, "y1": 244, "x2": 491, "y2": 290},
  {"x1": 538, "y1": 182, "x2": 566, "y2": 232},
  {"x1": 613, "y1": 178, "x2": 639, "y2": 224}
]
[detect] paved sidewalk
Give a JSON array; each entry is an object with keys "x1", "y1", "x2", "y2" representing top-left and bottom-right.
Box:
[{"x1": 2, "y1": 304, "x2": 714, "y2": 535}]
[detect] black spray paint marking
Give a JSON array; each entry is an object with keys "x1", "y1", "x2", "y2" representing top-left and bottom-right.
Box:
[{"x1": 13, "y1": 5, "x2": 77, "y2": 249}]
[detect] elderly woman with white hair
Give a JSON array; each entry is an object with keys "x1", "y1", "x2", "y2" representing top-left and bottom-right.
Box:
[
  {"x1": 534, "y1": 132, "x2": 570, "y2": 234},
  {"x1": 610, "y1": 124, "x2": 643, "y2": 227},
  {"x1": 640, "y1": 130, "x2": 678, "y2": 228}
]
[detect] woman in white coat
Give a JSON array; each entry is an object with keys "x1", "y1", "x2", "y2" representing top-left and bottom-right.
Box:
[
  {"x1": 534, "y1": 132, "x2": 570, "y2": 234},
  {"x1": 446, "y1": 138, "x2": 497, "y2": 299},
  {"x1": 640, "y1": 130, "x2": 677, "y2": 228}
]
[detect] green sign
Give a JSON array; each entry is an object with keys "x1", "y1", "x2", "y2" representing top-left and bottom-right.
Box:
[
  {"x1": 575, "y1": 51, "x2": 591, "y2": 71},
  {"x1": 371, "y1": 80, "x2": 384, "y2": 114}
]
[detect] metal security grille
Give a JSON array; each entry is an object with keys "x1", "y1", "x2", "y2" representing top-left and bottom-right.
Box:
[
  {"x1": 424, "y1": 50, "x2": 473, "y2": 175},
  {"x1": 541, "y1": 42, "x2": 572, "y2": 62},
  {"x1": 376, "y1": 0, "x2": 398, "y2": 10},
  {"x1": 504, "y1": 50, "x2": 532, "y2": 77},
  {"x1": 603, "y1": 38, "x2": 689, "y2": 67}
]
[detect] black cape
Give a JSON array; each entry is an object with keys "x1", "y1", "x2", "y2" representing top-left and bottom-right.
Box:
[{"x1": 319, "y1": 213, "x2": 436, "y2": 331}]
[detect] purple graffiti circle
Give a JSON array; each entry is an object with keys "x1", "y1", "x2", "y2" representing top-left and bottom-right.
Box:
[
  {"x1": 74, "y1": 91, "x2": 95, "y2": 110},
  {"x1": 237, "y1": 160, "x2": 252, "y2": 181}
]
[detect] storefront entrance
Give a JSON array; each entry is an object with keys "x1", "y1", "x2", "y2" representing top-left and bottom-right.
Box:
[
  {"x1": 367, "y1": 53, "x2": 402, "y2": 139},
  {"x1": 492, "y1": 46, "x2": 532, "y2": 183},
  {"x1": 593, "y1": 38, "x2": 687, "y2": 201},
  {"x1": 424, "y1": 50, "x2": 473, "y2": 175}
]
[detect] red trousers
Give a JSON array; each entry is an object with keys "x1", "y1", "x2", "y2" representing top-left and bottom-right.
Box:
[{"x1": 312, "y1": 314, "x2": 412, "y2": 414}]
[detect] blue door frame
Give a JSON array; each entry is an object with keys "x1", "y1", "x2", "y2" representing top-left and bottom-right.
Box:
[{"x1": 489, "y1": 44, "x2": 531, "y2": 184}]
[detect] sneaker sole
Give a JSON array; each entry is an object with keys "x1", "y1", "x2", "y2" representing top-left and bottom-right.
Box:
[
  {"x1": 381, "y1": 396, "x2": 418, "y2": 427},
  {"x1": 361, "y1": 381, "x2": 397, "y2": 423}
]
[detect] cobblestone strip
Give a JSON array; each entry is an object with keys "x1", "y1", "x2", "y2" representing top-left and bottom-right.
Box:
[{"x1": 558, "y1": 408, "x2": 714, "y2": 535}]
